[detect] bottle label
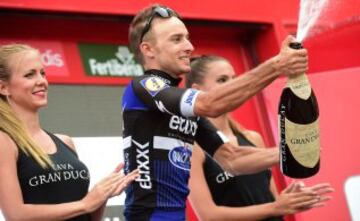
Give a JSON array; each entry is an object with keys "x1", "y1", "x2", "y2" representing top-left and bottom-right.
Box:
[
  {"x1": 286, "y1": 74, "x2": 312, "y2": 100},
  {"x1": 285, "y1": 118, "x2": 320, "y2": 168}
]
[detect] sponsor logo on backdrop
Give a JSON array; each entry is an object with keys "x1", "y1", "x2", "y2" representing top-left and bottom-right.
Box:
[
  {"x1": 41, "y1": 49, "x2": 64, "y2": 67},
  {"x1": 0, "y1": 39, "x2": 69, "y2": 77},
  {"x1": 78, "y1": 43, "x2": 144, "y2": 77}
]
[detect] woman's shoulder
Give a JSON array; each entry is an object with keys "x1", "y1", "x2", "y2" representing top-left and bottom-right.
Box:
[
  {"x1": 191, "y1": 144, "x2": 206, "y2": 164},
  {"x1": 0, "y1": 131, "x2": 19, "y2": 156},
  {"x1": 53, "y1": 133, "x2": 76, "y2": 152},
  {"x1": 241, "y1": 129, "x2": 265, "y2": 148}
]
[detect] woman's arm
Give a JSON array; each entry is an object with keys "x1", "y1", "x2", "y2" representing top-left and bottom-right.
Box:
[
  {"x1": 55, "y1": 134, "x2": 113, "y2": 221},
  {"x1": 213, "y1": 142, "x2": 279, "y2": 176},
  {"x1": 0, "y1": 132, "x2": 88, "y2": 221},
  {"x1": 189, "y1": 147, "x2": 277, "y2": 221},
  {"x1": 88, "y1": 168, "x2": 138, "y2": 221},
  {"x1": 189, "y1": 145, "x2": 332, "y2": 221},
  {"x1": 55, "y1": 134, "x2": 139, "y2": 221},
  {"x1": 89, "y1": 164, "x2": 138, "y2": 221},
  {"x1": 241, "y1": 129, "x2": 280, "y2": 198},
  {"x1": 90, "y1": 204, "x2": 106, "y2": 221}
]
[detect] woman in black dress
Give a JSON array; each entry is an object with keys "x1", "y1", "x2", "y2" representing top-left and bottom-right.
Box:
[
  {"x1": 186, "y1": 55, "x2": 333, "y2": 221},
  {"x1": 0, "y1": 43, "x2": 138, "y2": 221}
]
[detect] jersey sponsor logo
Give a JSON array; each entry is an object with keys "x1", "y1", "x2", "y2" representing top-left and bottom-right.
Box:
[
  {"x1": 132, "y1": 140, "x2": 152, "y2": 189},
  {"x1": 140, "y1": 77, "x2": 169, "y2": 97},
  {"x1": 216, "y1": 171, "x2": 234, "y2": 184},
  {"x1": 155, "y1": 100, "x2": 175, "y2": 115},
  {"x1": 180, "y1": 89, "x2": 199, "y2": 117},
  {"x1": 168, "y1": 146, "x2": 192, "y2": 171},
  {"x1": 149, "y1": 74, "x2": 171, "y2": 85},
  {"x1": 184, "y1": 89, "x2": 197, "y2": 106},
  {"x1": 169, "y1": 115, "x2": 198, "y2": 136}
]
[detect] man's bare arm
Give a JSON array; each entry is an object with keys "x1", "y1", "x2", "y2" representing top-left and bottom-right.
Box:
[{"x1": 194, "y1": 36, "x2": 308, "y2": 118}]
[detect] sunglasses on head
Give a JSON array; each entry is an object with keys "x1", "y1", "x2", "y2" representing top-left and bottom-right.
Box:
[{"x1": 140, "y1": 6, "x2": 177, "y2": 43}]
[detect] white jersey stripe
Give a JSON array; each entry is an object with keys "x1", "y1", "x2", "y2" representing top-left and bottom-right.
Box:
[{"x1": 154, "y1": 136, "x2": 193, "y2": 151}]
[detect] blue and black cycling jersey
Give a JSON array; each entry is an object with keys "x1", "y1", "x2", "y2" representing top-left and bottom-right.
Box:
[{"x1": 122, "y1": 69, "x2": 226, "y2": 221}]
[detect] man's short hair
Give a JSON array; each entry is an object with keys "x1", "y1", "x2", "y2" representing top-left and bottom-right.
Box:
[{"x1": 128, "y1": 4, "x2": 180, "y2": 65}]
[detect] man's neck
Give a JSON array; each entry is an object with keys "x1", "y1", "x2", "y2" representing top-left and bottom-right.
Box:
[{"x1": 144, "y1": 64, "x2": 180, "y2": 79}]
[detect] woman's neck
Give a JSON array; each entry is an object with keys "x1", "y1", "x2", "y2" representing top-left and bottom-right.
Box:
[
  {"x1": 208, "y1": 114, "x2": 233, "y2": 136},
  {"x1": 12, "y1": 105, "x2": 42, "y2": 135},
  {"x1": 208, "y1": 114, "x2": 239, "y2": 146}
]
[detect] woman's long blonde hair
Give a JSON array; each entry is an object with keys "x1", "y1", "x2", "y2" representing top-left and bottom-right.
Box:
[{"x1": 0, "y1": 44, "x2": 52, "y2": 168}]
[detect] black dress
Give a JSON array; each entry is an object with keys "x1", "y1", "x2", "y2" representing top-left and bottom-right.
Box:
[
  {"x1": 203, "y1": 131, "x2": 284, "y2": 221},
  {"x1": 17, "y1": 132, "x2": 91, "y2": 221}
]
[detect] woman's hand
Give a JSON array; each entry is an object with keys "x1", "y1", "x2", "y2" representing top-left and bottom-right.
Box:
[
  {"x1": 81, "y1": 163, "x2": 139, "y2": 213},
  {"x1": 110, "y1": 164, "x2": 139, "y2": 197},
  {"x1": 298, "y1": 182, "x2": 334, "y2": 208},
  {"x1": 272, "y1": 181, "x2": 334, "y2": 216}
]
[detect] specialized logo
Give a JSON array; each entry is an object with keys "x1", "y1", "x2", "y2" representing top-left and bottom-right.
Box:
[
  {"x1": 168, "y1": 146, "x2": 192, "y2": 171},
  {"x1": 185, "y1": 89, "x2": 197, "y2": 106},
  {"x1": 140, "y1": 77, "x2": 169, "y2": 97},
  {"x1": 155, "y1": 100, "x2": 174, "y2": 115},
  {"x1": 180, "y1": 89, "x2": 199, "y2": 117},
  {"x1": 169, "y1": 115, "x2": 198, "y2": 136}
]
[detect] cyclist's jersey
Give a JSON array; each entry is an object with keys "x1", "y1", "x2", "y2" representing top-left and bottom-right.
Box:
[{"x1": 122, "y1": 69, "x2": 227, "y2": 221}]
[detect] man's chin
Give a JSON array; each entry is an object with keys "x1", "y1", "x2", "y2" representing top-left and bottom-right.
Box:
[
  {"x1": 169, "y1": 66, "x2": 191, "y2": 77},
  {"x1": 181, "y1": 66, "x2": 191, "y2": 74}
]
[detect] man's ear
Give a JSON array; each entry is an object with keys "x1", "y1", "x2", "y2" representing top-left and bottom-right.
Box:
[
  {"x1": 139, "y1": 42, "x2": 155, "y2": 59},
  {"x1": 0, "y1": 80, "x2": 9, "y2": 97}
]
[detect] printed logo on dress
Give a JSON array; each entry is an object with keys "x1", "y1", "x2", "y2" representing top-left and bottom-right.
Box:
[
  {"x1": 28, "y1": 163, "x2": 89, "y2": 187},
  {"x1": 168, "y1": 146, "x2": 192, "y2": 171},
  {"x1": 216, "y1": 171, "x2": 234, "y2": 184},
  {"x1": 140, "y1": 77, "x2": 169, "y2": 97}
]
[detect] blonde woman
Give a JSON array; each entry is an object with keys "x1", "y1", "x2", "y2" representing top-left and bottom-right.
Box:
[{"x1": 0, "y1": 44, "x2": 139, "y2": 221}]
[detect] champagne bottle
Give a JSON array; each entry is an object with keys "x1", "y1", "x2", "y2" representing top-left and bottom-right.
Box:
[{"x1": 279, "y1": 42, "x2": 320, "y2": 178}]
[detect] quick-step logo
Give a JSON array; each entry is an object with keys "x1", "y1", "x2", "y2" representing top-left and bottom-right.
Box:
[{"x1": 169, "y1": 146, "x2": 192, "y2": 171}]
